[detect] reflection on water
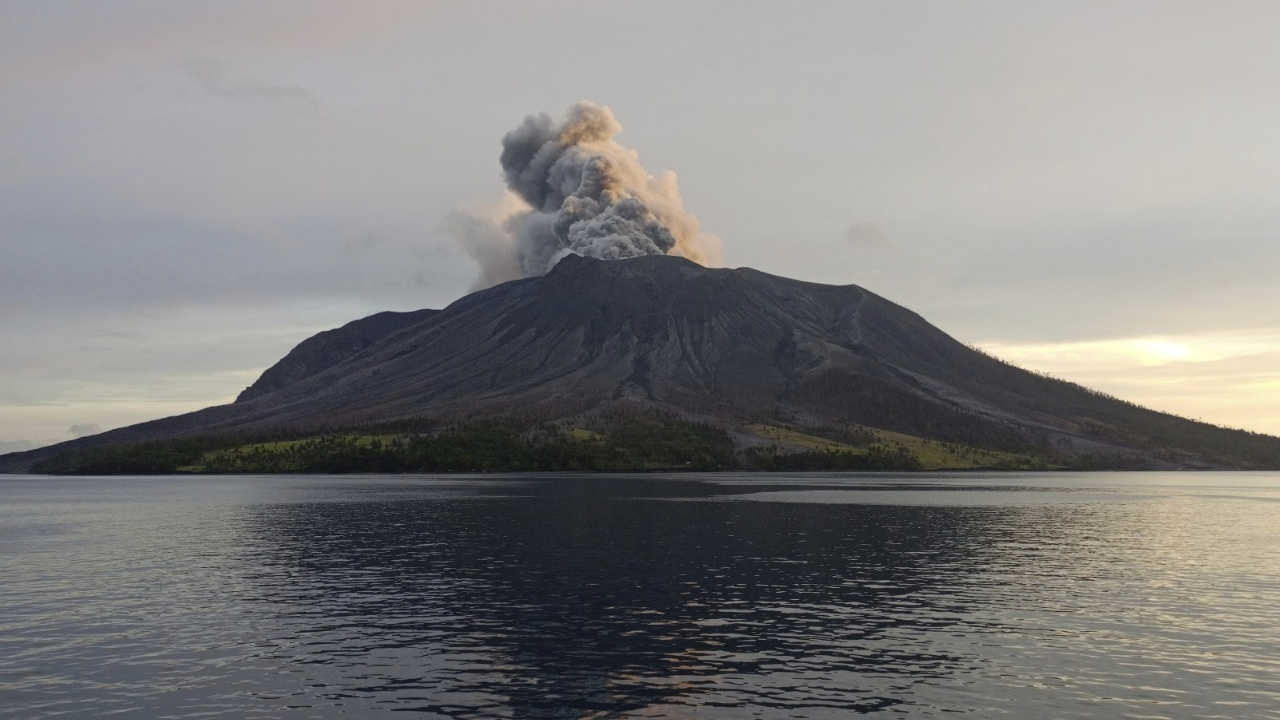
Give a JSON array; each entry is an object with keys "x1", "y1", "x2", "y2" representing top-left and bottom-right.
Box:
[
  {"x1": 248, "y1": 479, "x2": 993, "y2": 717},
  {"x1": 2, "y1": 473, "x2": 1279, "y2": 718}
]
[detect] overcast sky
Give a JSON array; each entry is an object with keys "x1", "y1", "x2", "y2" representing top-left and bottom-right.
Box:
[{"x1": 3, "y1": 0, "x2": 1279, "y2": 451}]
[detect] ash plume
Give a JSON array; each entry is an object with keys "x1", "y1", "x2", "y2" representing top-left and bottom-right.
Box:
[{"x1": 451, "y1": 101, "x2": 721, "y2": 289}]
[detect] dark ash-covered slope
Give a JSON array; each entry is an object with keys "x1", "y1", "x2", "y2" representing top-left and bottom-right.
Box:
[
  {"x1": 219, "y1": 253, "x2": 1004, "y2": 431},
  {"x1": 4, "y1": 254, "x2": 1278, "y2": 471},
  {"x1": 235, "y1": 309, "x2": 438, "y2": 402}
]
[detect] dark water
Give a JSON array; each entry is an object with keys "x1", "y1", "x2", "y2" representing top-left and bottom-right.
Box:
[{"x1": 3, "y1": 473, "x2": 1279, "y2": 719}]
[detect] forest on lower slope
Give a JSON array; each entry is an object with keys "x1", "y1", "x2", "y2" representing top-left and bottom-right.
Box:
[{"x1": 29, "y1": 411, "x2": 994, "y2": 475}]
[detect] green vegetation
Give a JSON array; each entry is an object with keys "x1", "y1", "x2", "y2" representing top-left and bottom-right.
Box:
[
  {"x1": 31, "y1": 437, "x2": 233, "y2": 475},
  {"x1": 747, "y1": 423, "x2": 866, "y2": 453},
  {"x1": 32, "y1": 410, "x2": 1064, "y2": 475},
  {"x1": 746, "y1": 423, "x2": 1053, "y2": 471},
  {"x1": 32, "y1": 413, "x2": 740, "y2": 475}
]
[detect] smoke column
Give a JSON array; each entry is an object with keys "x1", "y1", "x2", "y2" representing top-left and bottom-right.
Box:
[{"x1": 452, "y1": 101, "x2": 721, "y2": 289}]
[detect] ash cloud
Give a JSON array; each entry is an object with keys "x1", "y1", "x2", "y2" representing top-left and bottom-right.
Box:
[{"x1": 453, "y1": 101, "x2": 721, "y2": 289}]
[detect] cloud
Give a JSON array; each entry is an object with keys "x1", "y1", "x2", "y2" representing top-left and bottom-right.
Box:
[
  {"x1": 342, "y1": 233, "x2": 384, "y2": 257},
  {"x1": 0, "y1": 439, "x2": 39, "y2": 454},
  {"x1": 183, "y1": 59, "x2": 321, "y2": 113},
  {"x1": 846, "y1": 221, "x2": 894, "y2": 251},
  {"x1": 67, "y1": 423, "x2": 103, "y2": 438},
  {"x1": 0, "y1": 2, "x2": 439, "y2": 85},
  {"x1": 976, "y1": 332, "x2": 1280, "y2": 435},
  {"x1": 0, "y1": 176, "x2": 469, "y2": 324}
]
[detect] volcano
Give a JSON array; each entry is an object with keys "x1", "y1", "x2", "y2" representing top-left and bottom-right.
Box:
[{"x1": 4, "y1": 254, "x2": 1279, "y2": 472}]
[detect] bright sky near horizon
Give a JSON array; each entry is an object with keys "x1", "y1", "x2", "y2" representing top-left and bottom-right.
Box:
[{"x1": 3, "y1": 1, "x2": 1279, "y2": 451}]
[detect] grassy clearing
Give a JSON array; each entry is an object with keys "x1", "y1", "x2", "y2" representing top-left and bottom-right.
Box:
[
  {"x1": 565, "y1": 427, "x2": 607, "y2": 442},
  {"x1": 177, "y1": 434, "x2": 403, "y2": 472},
  {"x1": 862, "y1": 427, "x2": 1044, "y2": 469},
  {"x1": 746, "y1": 423, "x2": 1049, "y2": 470},
  {"x1": 742, "y1": 420, "x2": 860, "y2": 448},
  {"x1": 746, "y1": 424, "x2": 861, "y2": 453}
]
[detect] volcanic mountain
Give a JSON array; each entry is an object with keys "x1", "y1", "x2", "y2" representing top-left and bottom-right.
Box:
[{"x1": 4, "y1": 254, "x2": 1279, "y2": 471}]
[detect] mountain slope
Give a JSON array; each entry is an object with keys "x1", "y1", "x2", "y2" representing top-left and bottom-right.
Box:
[
  {"x1": 4, "y1": 254, "x2": 1279, "y2": 472},
  {"x1": 235, "y1": 309, "x2": 438, "y2": 402}
]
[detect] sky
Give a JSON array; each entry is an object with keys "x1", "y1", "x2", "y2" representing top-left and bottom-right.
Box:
[{"x1": 3, "y1": 0, "x2": 1279, "y2": 452}]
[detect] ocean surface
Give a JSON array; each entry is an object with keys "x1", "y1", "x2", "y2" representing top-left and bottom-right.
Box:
[{"x1": 2, "y1": 472, "x2": 1279, "y2": 719}]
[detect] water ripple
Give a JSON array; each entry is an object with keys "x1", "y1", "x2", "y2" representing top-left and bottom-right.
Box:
[{"x1": 1, "y1": 473, "x2": 1278, "y2": 718}]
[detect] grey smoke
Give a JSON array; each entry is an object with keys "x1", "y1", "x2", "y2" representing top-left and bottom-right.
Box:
[
  {"x1": 66, "y1": 423, "x2": 102, "y2": 438},
  {"x1": 452, "y1": 101, "x2": 720, "y2": 288},
  {"x1": 184, "y1": 59, "x2": 321, "y2": 113},
  {"x1": 442, "y1": 204, "x2": 524, "y2": 291}
]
